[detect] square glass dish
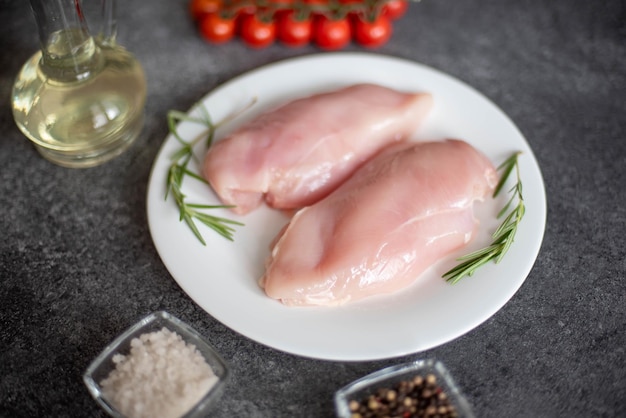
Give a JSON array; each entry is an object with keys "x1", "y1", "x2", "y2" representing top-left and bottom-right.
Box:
[
  {"x1": 335, "y1": 359, "x2": 474, "y2": 418},
  {"x1": 83, "y1": 311, "x2": 229, "y2": 418}
]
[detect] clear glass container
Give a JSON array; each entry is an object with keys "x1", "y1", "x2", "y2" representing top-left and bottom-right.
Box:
[
  {"x1": 335, "y1": 359, "x2": 475, "y2": 418},
  {"x1": 11, "y1": 0, "x2": 146, "y2": 168},
  {"x1": 83, "y1": 311, "x2": 229, "y2": 418}
]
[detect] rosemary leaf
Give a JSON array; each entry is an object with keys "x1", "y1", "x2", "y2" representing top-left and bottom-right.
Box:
[
  {"x1": 496, "y1": 232, "x2": 516, "y2": 264},
  {"x1": 186, "y1": 203, "x2": 238, "y2": 210},
  {"x1": 193, "y1": 212, "x2": 244, "y2": 227},
  {"x1": 183, "y1": 212, "x2": 207, "y2": 246},
  {"x1": 454, "y1": 244, "x2": 501, "y2": 262},
  {"x1": 498, "y1": 192, "x2": 517, "y2": 218},
  {"x1": 492, "y1": 152, "x2": 520, "y2": 197},
  {"x1": 182, "y1": 169, "x2": 209, "y2": 184},
  {"x1": 170, "y1": 146, "x2": 192, "y2": 162}
]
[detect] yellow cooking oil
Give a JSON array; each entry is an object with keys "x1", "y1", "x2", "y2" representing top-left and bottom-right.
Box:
[{"x1": 11, "y1": 29, "x2": 146, "y2": 168}]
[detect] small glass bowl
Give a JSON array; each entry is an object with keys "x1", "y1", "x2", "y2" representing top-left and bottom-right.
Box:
[
  {"x1": 335, "y1": 359, "x2": 475, "y2": 418},
  {"x1": 83, "y1": 311, "x2": 229, "y2": 418}
]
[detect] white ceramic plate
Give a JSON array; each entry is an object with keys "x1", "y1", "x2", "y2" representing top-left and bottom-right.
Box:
[{"x1": 146, "y1": 53, "x2": 546, "y2": 361}]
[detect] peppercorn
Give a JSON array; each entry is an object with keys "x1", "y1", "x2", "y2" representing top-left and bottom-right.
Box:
[
  {"x1": 349, "y1": 400, "x2": 361, "y2": 412},
  {"x1": 368, "y1": 397, "x2": 380, "y2": 410}
]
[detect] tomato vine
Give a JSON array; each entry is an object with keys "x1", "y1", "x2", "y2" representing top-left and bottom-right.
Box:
[{"x1": 189, "y1": 0, "x2": 411, "y2": 49}]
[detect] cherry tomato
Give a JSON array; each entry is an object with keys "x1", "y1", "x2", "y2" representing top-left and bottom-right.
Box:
[
  {"x1": 189, "y1": 0, "x2": 222, "y2": 21},
  {"x1": 313, "y1": 15, "x2": 351, "y2": 50},
  {"x1": 277, "y1": 10, "x2": 312, "y2": 47},
  {"x1": 199, "y1": 13, "x2": 236, "y2": 43},
  {"x1": 354, "y1": 15, "x2": 392, "y2": 48},
  {"x1": 382, "y1": 0, "x2": 408, "y2": 20},
  {"x1": 239, "y1": 14, "x2": 276, "y2": 48}
]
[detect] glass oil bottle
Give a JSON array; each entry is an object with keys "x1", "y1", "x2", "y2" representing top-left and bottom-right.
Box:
[{"x1": 11, "y1": 0, "x2": 147, "y2": 168}]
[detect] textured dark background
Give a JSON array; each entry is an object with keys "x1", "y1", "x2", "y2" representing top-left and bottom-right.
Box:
[{"x1": 1, "y1": 0, "x2": 625, "y2": 417}]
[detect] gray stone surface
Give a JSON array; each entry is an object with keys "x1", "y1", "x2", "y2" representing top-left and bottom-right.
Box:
[{"x1": 1, "y1": 0, "x2": 625, "y2": 417}]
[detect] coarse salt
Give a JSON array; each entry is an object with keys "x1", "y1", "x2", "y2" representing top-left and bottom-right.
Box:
[{"x1": 100, "y1": 327, "x2": 218, "y2": 418}]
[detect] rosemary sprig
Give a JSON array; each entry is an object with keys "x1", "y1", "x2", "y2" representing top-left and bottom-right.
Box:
[
  {"x1": 165, "y1": 102, "x2": 253, "y2": 244},
  {"x1": 442, "y1": 151, "x2": 525, "y2": 284}
]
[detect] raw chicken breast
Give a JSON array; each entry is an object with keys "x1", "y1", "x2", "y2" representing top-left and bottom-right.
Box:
[
  {"x1": 203, "y1": 84, "x2": 433, "y2": 215},
  {"x1": 260, "y1": 140, "x2": 498, "y2": 306}
]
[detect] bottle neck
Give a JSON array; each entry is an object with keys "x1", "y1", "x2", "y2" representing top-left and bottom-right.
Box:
[{"x1": 29, "y1": 0, "x2": 102, "y2": 81}]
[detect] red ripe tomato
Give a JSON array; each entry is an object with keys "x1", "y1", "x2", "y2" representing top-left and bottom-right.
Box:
[
  {"x1": 382, "y1": 0, "x2": 409, "y2": 20},
  {"x1": 189, "y1": 0, "x2": 222, "y2": 21},
  {"x1": 354, "y1": 15, "x2": 392, "y2": 48},
  {"x1": 239, "y1": 14, "x2": 276, "y2": 48},
  {"x1": 313, "y1": 15, "x2": 351, "y2": 50},
  {"x1": 199, "y1": 13, "x2": 236, "y2": 43},
  {"x1": 277, "y1": 10, "x2": 312, "y2": 47}
]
